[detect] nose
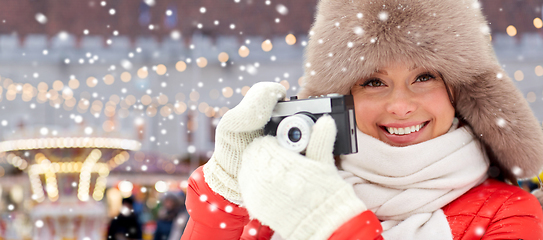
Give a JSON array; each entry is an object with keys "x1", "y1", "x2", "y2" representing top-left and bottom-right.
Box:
[{"x1": 386, "y1": 87, "x2": 417, "y2": 118}]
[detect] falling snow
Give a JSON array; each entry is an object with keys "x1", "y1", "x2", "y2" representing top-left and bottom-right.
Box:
[
  {"x1": 276, "y1": 4, "x2": 288, "y2": 15},
  {"x1": 35, "y1": 13, "x2": 47, "y2": 24},
  {"x1": 378, "y1": 11, "x2": 389, "y2": 21},
  {"x1": 512, "y1": 166, "x2": 523, "y2": 176}
]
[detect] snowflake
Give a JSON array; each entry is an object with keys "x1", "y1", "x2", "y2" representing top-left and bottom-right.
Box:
[{"x1": 378, "y1": 11, "x2": 389, "y2": 21}]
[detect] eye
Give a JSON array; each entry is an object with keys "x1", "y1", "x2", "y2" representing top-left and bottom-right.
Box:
[
  {"x1": 415, "y1": 73, "x2": 436, "y2": 83},
  {"x1": 360, "y1": 78, "x2": 386, "y2": 87}
]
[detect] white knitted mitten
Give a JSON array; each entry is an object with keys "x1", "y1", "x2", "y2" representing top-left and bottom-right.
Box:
[
  {"x1": 203, "y1": 82, "x2": 286, "y2": 204},
  {"x1": 239, "y1": 115, "x2": 367, "y2": 240}
]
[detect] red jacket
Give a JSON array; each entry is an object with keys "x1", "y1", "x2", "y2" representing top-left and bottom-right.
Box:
[{"x1": 181, "y1": 166, "x2": 543, "y2": 239}]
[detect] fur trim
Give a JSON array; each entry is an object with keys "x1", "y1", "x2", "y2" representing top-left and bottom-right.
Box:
[{"x1": 300, "y1": 0, "x2": 543, "y2": 178}]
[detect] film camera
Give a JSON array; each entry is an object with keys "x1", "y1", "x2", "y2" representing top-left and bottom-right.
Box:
[{"x1": 264, "y1": 94, "x2": 358, "y2": 155}]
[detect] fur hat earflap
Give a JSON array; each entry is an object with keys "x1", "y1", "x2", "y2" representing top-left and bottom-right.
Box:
[{"x1": 299, "y1": 0, "x2": 543, "y2": 179}]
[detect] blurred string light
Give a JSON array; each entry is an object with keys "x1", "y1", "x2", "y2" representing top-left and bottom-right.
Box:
[
  {"x1": 68, "y1": 78, "x2": 80, "y2": 89},
  {"x1": 0, "y1": 51, "x2": 305, "y2": 120},
  {"x1": 44, "y1": 161, "x2": 59, "y2": 202},
  {"x1": 222, "y1": 87, "x2": 233, "y2": 98},
  {"x1": 285, "y1": 34, "x2": 296, "y2": 45},
  {"x1": 534, "y1": 18, "x2": 543, "y2": 29},
  {"x1": 261, "y1": 39, "x2": 273, "y2": 52},
  {"x1": 535, "y1": 66, "x2": 543, "y2": 76},
  {"x1": 238, "y1": 46, "x2": 250, "y2": 57},
  {"x1": 514, "y1": 70, "x2": 524, "y2": 81},
  {"x1": 78, "y1": 149, "x2": 102, "y2": 201},
  {"x1": 176, "y1": 61, "x2": 187, "y2": 72},
  {"x1": 5, "y1": 153, "x2": 28, "y2": 170},
  {"x1": 527, "y1": 92, "x2": 537, "y2": 103},
  {"x1": 0, "y1": 137, "x2": 140, "y2": 152},
  {"x1": 155, "y1": 180, "x2": 168, "y2": 193},
  {"x1": 218, "y1": 52, "x2": 229, "y2": 63},
  {"x1": 506, "y1": 25, "x2": 517, "y2": 37},
  {"x1": 156, "y1": 64, "x2": 167, "y2": 75},
  {"x1": 137, "y1": 67, "x2": 149, "y2": 78},
  {"x1": 280, "y1": 80, "x2": 290, "y2": 90},
  {"x1": 196, "y1": 57, "x2": 208, "y2": 68},
  {"x1": 86, "y1": 77, "x2": 98, "y2": 87},
  {"x1": 118, "y1": 180, "x2": 133, "y2": 198},
  {"x1": 103, "y1": 74, "x2": 115, "y2": 85},
  {"x1": 120, "y1": 72, "x2": 132, "y2": 82},
  {"x1": 26, "y1": 151, "x2": 115, "y2": 202}
]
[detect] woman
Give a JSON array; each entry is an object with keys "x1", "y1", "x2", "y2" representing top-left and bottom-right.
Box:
[{"x1": 181, "y1": 0, "x2": 543, "y2": 239}]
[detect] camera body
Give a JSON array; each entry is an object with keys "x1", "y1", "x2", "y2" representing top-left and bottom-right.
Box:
[{"x1": 264, "y1": 94, "x2": 358, "y2": 155}]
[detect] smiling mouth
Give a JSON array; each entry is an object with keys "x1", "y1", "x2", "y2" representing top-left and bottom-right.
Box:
[{"x1": 382, "y1": 121, "x2": 429, "y2": 135}]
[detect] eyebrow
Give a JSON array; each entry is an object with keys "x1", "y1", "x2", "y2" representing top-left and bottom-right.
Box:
[
  {"x1": 376, "y1": 69, "x2": 388, "y2": 75},
  {"x1": 373, "y1": 64, "x2": 421, "y2": 75}
]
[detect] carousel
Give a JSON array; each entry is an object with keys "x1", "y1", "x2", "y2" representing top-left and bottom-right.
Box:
[{"x1": 0, "y1": 133, "x2": 140, "y2": 240}]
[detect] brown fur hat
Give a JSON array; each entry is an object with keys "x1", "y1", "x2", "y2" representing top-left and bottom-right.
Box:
[{"x1": 299, "y1": 0, "x2": 543, "y2": 179}]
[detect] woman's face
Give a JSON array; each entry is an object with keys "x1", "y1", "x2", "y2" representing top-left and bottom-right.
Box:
[{"x1": 351, "y1": 63, "x2": 455, "y2": 147}]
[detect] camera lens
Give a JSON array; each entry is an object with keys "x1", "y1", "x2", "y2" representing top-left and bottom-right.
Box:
[
  {"x1": 288, "y1": 127, "x2": 302, "y2": 142},
  {"x1": 275, "y1": 113, "x2": 315, "y2": 153}
]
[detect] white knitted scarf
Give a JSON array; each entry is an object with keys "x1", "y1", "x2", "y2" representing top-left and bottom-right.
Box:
[{"x1": 339, "y1": 126, "x2": 489, "y2": 240}]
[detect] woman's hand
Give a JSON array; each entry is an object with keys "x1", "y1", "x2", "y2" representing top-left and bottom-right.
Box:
[
  {"x1": 203, "y1": 82, "x2": 286, "y2": 204},
  {"x1": 239, "y1": 115, "x2": 367, "y2": 240}
]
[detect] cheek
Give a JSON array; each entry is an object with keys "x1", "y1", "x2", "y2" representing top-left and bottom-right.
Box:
[
  {"x1": 424, "y1": 90, "x2": 455, "y2": 135},
  {"x1": 353, "y1": 95, "x2": 382, "y2": 137}
]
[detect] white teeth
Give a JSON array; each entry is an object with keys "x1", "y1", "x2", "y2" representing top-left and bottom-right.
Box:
[{"x1": 386, "y1": 122, "x2": 425, "y2": 135}]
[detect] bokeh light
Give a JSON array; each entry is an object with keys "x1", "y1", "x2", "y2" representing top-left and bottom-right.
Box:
[
  {"x1": 241, "y1": 86, "x2": 250, "y2": 96},
  {"x1": 527, "y1": 92, "x2": 537, "y2": 103},
  {"x1": 155, "y1": 181, "x2": 168, "y2": 193},
  {"x1": 137, "y1": 67, "x2": 149, "y2": 78},
  {"x1": 141, "y1": 95, "x2": 152, "y2": 105},
  {"x1": 222, "y1": 87, "x2": 233, "y2": 98},
  {"x1": 218, "y1": 52, "x2": 229, "y2": 62},
  {"x1": 514, "y1": 70, "x2": 524, "y2": 81},
  {"x1": 261, "y1": 39, "x2": 273, "y2": 52},
  {"x1": 285, "y1": 34, "x2": 296, "y2": 45},
  {"x1": 102, "y1": 120, "x2": 115, "y2": 132},
  {"x1": 68, "y1": 79, "x2": 79, "y2": 89},
  {"x1": 279, "y1": 80, "x2": 290, "y2": 90},
  {"x1": 190, "y1": 91, "x2": 200, "y2": 101},
  {"x1": 158, "y1": 94, "x2": 168, "y2": 105},
  {"x1": 534, "y1": 18, "x2": 543, "y2": 29},
  {"x1": 86, "y1": 77, "x2": 98, "y2": 87},
  {"x1": 156, "y1": 64, "x2": 167, "y2": 75},
  {"x1": 175, "y1": 92, "x2": 186, "y2": 102},
  {"x1": 176, "y1": 61, "x2": 187, "y2": 72},
  {"x1": 536, "y1": 66, "x2": 543, "y2": 76},
  {"x1": 103, "y1": 74, "x2": 114, "y2": 85},
  {"x1": 160, "y1": 105, "x2": 172, "y2": 117},
  {"x1": 196, "y1": 57, "x2": 208, "y2": 68},
  {"x1": 146, "y1": 106, "x2": 157, "y2": 117},
  {"x1": 174, "y1": 102, "x2": 187, "y2": 114},
  {"x1": 38, "y1": 82, "x2": 48, "y2": 92},
  {"x1": 52, "y1": 80, "x2": 64, "y2": 91},
  {"x1": 120, "y1": 72, "x2": 132, "y2": 82},
  {"x1": 506, "y1": 25, "x2": 517, "y2": 36},
  {"x1": 238, "y1": 46, "x2": 250, "y2": 57}
]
